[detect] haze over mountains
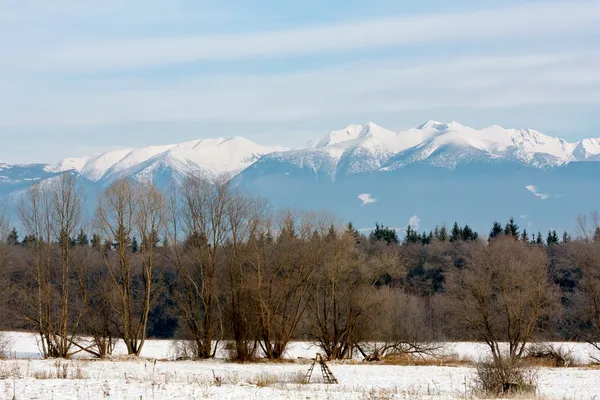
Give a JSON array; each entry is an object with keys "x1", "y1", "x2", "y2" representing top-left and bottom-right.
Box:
[{"x1": 2, "y1": 121, "x2": 600, "y2": 235}]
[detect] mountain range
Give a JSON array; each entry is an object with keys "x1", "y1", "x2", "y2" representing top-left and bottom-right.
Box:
[{"x1": 2, "y1": 121, "x2": 600, "y2": 236}]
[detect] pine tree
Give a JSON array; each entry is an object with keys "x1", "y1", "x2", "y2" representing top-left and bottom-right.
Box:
[
  {"x1": 504, "y1": 217, "x2": 519, "y2": 238},
  {"x1": 346, "y1": 222, "x2": 361, "y2": 243},
  {"x1": 536, "y1": 232, "x2": 544, "y2": 246},
  {"x1": 372, "y1": 223, "x2": 399, "y2": 245},
  {"x1": 562, "y1": 231, "x2": 571, "y2": 244},
  {"x1": 326, "y1": 224, "x2": 337, "y2": 240},
  {"x1": 461, "y1": 224, "x2": 478, "y2": 241},
  {"x1": 402, "y1": 225, "x2": 419, "y2": 245},
  {"x1": 91, "y1": 233, "x2": 102, "y2": 251},
  {"x1": 489, "y1": 221, "x2": 503, "y2": 239},
  {"x1": 131, "y1": 237, "x2": 139, "y2": 253},
  {"x1": 546, "y1": 230, "x2": 559, "y2": 246},
  {"x1": 438, "y1": 226, "x2": 449, "y2": 242},
  {"x1": 6, "y1": 227, "x2": 19, "y2": 246},
  {"x1": 420, "y1": 231, "x2": 432, "y2": 245},
  {"x1": 450, "y1": 222, "x2": 462, "y2": 242},
  {"x1": 546, "y1": 231, "x2": 559, "y2": 246},
  {"x1": 21, "y1": 234, "x2": 37, "y2": 247},
  {"x1": 76, "y1": 229, "x2": 89, "y2": 246},
  {"x1": 520, "y1": 229, "x2": 529, "y2": 243}
]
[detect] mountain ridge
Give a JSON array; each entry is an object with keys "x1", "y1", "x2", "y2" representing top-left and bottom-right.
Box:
[
  {"x1": 0, "y1": 121, "x2": 596, "y2": 187},
  {"x1": 1, "y1": 120, "x2": 600, "y2": 235}
]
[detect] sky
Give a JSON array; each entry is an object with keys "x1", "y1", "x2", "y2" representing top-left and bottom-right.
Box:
[{"x1": 1, "y1": 0, "x2": 599, "y2": 164}]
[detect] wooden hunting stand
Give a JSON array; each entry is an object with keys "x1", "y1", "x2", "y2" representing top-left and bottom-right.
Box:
[{"x1": 304, "y1": 353, "x2": 338, "y2": 384}]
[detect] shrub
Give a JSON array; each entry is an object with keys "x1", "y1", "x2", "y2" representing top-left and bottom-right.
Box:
[
  {"x1": 474, "y1": 358, "x2": 538, "y2": 396},
  {"x1": 0, "y1": 332, "x2": 12, "y2": 359},
  {"x1": 525, "y1": 343, "x2": 575, "y2": 367}
]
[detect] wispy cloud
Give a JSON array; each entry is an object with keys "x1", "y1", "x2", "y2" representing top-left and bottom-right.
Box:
[
  {"x1": 525, "y1": 185, "x2": 550, "y2": 200},
  {"x1": 8, "y1": 1, "x2": 600, "y2": 73},
  {"x1": 2, "y1": 51, "x2": 599, "y2": 127},
  {"x1": 358, "y1": 193, "x2": 377, "y2": 205}
]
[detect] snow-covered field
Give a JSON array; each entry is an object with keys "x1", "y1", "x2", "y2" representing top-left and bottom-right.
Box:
[{"x1": 1, "y1": 332, "x2": 599, "y2": 400}]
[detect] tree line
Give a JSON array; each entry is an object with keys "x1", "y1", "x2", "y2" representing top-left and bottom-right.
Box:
[{"x1": 0, "y1": 172, "x2": 599, "y2": 363}]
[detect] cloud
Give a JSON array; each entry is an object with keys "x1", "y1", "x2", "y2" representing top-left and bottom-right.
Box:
[
  {"x1": 2, "y1": 50, "x2": 599, "y2": 127},
  {"x1": 408, "y1": 215, "x2": 421, "y2": 230},
  {"x1": 358, "y1": 193, "x2": 377, "y2": 205},
  {"x1": 525, "y1": 185, "x2": 550, "y2": 200},
  {"x1": 8, "y1": 1, "x2": 600, "y2": 73}
]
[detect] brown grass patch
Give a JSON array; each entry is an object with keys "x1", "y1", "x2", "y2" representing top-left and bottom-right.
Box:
[{"x1": 379, "y1": 353, "x2": 472, "y2": 367}]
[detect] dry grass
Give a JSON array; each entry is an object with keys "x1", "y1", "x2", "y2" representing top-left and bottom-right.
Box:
[
  {"x1": 33, "y1": 360, "x2": 87, "y2": 380},
  {"x1": 379, "y1": 353, "x2": 472, "y2": 367},
  {"x1": 524, "y1": 344, "x2": 577, "y2": 368},
  {"x1": 249, "y1": 371, "x2": 308, "y2": 387}
]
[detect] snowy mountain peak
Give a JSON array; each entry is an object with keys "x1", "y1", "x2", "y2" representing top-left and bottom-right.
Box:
[
  {"x1": 417, "y1": 120, "x2": 465, "y2": 131},
  {"x1": 283, "y1": 121, "x2": 600, "y2": 176},
  {"x1": 48, "y1": 137, "x2": 285, "y2": 182}
]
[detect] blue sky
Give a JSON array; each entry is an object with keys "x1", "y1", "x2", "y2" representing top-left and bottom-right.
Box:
[{"x1": 1, "y1": 0, "x2": 599, "y2": 163}]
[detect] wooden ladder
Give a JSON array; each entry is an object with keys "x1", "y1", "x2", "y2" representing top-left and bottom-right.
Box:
[{"x1": 305, "y1": 353, "x2": 338, "y2": 384}]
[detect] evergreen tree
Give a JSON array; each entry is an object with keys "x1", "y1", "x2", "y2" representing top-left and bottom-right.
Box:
[
  {"x1": 562, "y1": 231, "x2": 571, "y2": 244},
  {"x1": 489, "y1": 221, "x2": 503, "y2": 239},
  {"x1": 76, "y1": 229, "x2": 89, "y2": 246},
  {"x1": 420, "y1": 231, "x2": 432, "y2": 245},
  {"x1": 326, "y1": 224, "x2": 337, "y2": 240},
  {"x1": 346, "y1": 222, "x2": 361, "y2": 243},
  {"x1": 402, "y1": 225, "x2": 419, "y2": 245},
  {"x1": 520, "y1": 229, "x2": 529, "y2": 243},
  {"x1": 103, "y1": 239, "x2": 113, "y2": 253},
  {"x1": 91, "y1": 233, "x2": 102, "y2": 251},
  {"x1": 450, "y1": 222, "x2": 462, "y2": 242},
  {"x1": 546, "y1": 230, "x2": 559, "y2": 246},
  {"x1": 461, "y1": 224, "x2": 478, "y2": 241},
  {"x1": 372, "y1": 223, "x2": 399, "y2": 245},
  {"x1": 6, "y1": 227, "x2": 19, "y2": 246},
  {"x1": 535, "y1": 232, "x2": 544, "y2": 246},
  {"x1": 131, "y1": 236, "x2": 139, "y2": 253},
  {"x1": 21, "y1": 234, "x2": 38, "y2": 247},
  {"x1": 438, "y1": 225, "x2": 449, "y2": 242},
  {"x1": 504, "y1": 217, "x2": 519, "y2": 238}
]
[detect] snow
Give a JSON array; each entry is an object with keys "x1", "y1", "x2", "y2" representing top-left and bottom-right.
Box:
[
  {"x1": 39, "y1": 121, "x2": 600, "y2": 184},
  {"x1": 1, "y1": 332, "x2": 600, "y2": 399},
  {"x1": 266, "y1": 121, "x2": 600, "y2": 177},
  {"x1": 48, "y1": 138, "x2": 286, "y2": 182}
]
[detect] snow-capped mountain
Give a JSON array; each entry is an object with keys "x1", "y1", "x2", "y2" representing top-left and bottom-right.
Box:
[
  {"x1": 46, "y1": 137, "x2": 286, "y2": 183},
  {"x1": 2, "y1": 120, "x2": 600, "y2": 236},
  {"x1": 258, "y1": 121, "x2": 600, "y2": 180}
]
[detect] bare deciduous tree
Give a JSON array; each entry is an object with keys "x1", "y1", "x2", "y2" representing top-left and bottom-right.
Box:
[
  {"x1": 310, "y1": 229, "x2": 403, "y2": 360},
  {"x1": 97, "y1": 178, "x2": 163, "y2": 356},
  {"x1": 568, "y1": 239, "x2": 600, "y2": 359},
  {"x1": 168, "y1": 175, "x2": 233, "y2": 358},
  {"x1": 447, "y1": 237, "x2": 559, "y2": 362},
  {"x1": 17, "y1": 173, "x2": 83, "y2": 358}
]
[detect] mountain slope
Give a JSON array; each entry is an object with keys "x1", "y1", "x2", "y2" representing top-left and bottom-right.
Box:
[
  {"x1": 255, "y1": 121, "x2": 599, "y2": 180},
  {"x1": 2, "y1": 121, "x2": 600, "y2": 235},
  {"x1": 46, "y1": 137, "x2": 286, "y2": 182}
]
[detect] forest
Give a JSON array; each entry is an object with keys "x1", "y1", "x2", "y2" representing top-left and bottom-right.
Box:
[{"x1": 0, "y1": 172, "x2": 599, "y2": 367}]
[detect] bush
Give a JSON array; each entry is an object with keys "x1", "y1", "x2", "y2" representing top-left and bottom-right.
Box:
[
  {"x1": 474, "y1": 358, "x2": 538, "y2": 396},
  {"x1": 169, "y1": 340, "x2": 198, "y2": 360},
  {"x1": 0, "y1": 332, "x2": 12, "y2": 359},
  {"x1": 526, "y1": 343, "x2": 575, "y2": 367}
]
